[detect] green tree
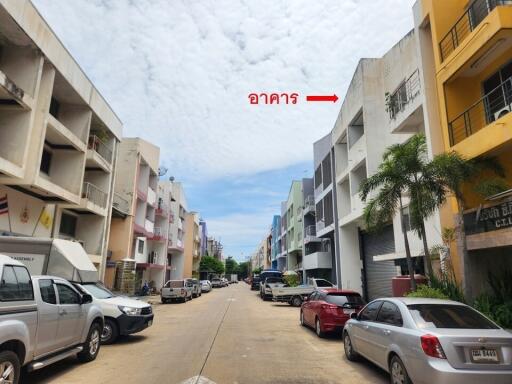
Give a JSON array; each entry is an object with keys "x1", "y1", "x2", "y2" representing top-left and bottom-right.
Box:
[
  {"x1": 236, "y1": 262, "x2": 250, "y2": 280},
  {"x1": 199, "y1": 256, "x2": 224, "y2": 275},
  {"x1": 224, "y1": 257, "x2": 238, "y2": 275}
]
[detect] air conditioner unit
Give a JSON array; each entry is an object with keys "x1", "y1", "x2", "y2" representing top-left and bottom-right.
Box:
[{"x1": 494, "y1": 104, "x2": 511, "y2": 121}]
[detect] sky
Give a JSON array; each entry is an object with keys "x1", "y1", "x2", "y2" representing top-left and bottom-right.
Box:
[{"x1": 33, "y1": 0, "x2": 416, "y2": 261}]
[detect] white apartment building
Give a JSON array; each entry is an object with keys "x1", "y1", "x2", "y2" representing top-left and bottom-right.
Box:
[
  {"x1": 0, "y1": 0, "x2": 122, "y2": 279},
  {"x1": 276, "y1": 201, "x2": 288, "y2": 271},
  {"x1": 332, "y1": 30, "x2": 441, "y2": 300}
]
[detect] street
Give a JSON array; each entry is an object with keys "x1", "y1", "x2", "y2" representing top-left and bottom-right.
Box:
[{"x1": 24, "y1": 284, "x2": 387, "y2": 384}]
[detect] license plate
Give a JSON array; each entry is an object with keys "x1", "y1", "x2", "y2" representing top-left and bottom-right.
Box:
[
  {"x1": 343, "y1": 309, "x2": 355, "y2": 315},
  {"x1": 148, "y1": 320, "x2": 153, "y2": 327},
  {"x1": 471, "y1": 348, "x2": 498, "y2": 363}
]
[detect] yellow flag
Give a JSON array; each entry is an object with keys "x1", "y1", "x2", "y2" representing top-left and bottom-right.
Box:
[{"x1": 40, "y1": 208, "x2": 52, "y2": 229}]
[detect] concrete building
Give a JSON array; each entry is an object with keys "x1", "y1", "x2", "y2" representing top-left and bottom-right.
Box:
[
  {"x1": 184, "y1": 212, "x2": 200, "y2": 278},
  {"x1": 106, "y1": 138, "x2": 160, "y2": 293},
  {"x1": 332, "y1": 30, "x2": 441, "y2": 300},
  {"x1": 207, "y1": 236, "x2": 223, "y2": 260},
  {"x1": 270, "y1": 215, "x2": 281, "y2": 269},
  {"x1": 284, "y1": 181, "x2": 305, "y2": 275},
  {"x1": 413, "y1": 0, "x2": 512, "y2": 298},
  {"x1": 0, "y1": 0, "x2": 122, "y2": 279},
  {"x1": 165, "y1": 181, "x2": 187, "y2": 280},
  {"x1": 277, "y1": 201, "x2": 288, "y2": 271},
  {"x1": 199, "y1": 219, "x2": 208, "y2": 257}
]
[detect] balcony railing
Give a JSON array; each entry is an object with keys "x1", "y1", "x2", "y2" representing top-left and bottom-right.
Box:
[
  {"x1": 305, "y1": 225, "x2": 317, "y2": 237},
  {"x1": 88, "y1": 135, "x2": 113, "y2": 163},
  {"x1": 113, "y1": 193, "x2": 130, "y2": 214},
  {"x1": 386, "y1": 69, "x2": 420, "y2": 120},
  {"x1": 82, "y1": 182, "x2": 107, "y2": 208},
  {"x1": 448, "y1": 76, "x2": 512, "y2": 146},
  {"x1": 439, "y1": 0, "x2": 509, "y2": 62}
]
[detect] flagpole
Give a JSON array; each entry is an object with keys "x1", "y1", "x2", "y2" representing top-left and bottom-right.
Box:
[
  {"x1": 32, "y1": 207, "x2": 45, "y2": 237},
  {"x1": 7, "y1": 208, "x2": 12, "y2": 233}
]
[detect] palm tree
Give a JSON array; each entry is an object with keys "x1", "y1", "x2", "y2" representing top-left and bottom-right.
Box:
[{"x1": 429, "y1": 153, "x2": 505, "y2": 299}]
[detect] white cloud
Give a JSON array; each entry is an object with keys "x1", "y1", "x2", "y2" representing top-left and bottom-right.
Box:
[{"x1": 33, "y1": 0, "x2": 416, "y2": 182}]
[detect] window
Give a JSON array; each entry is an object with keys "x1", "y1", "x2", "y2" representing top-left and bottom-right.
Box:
[
  {"x1": 56, "y1": 284, "x2": 80, "y2": 304},
  {"x1": 377, "y1": 301, "x2": 403, "y2": 326},
  {"x1": 40, "y1": 147, "x2": 52, "y2": 175},
  {"x1": 59, "y1": 212, "x2": 77, "y2": 237},
  {"x1": 0, "y1": 266, "x2": 34, "y2": 301},
  {"x1": 314, "y1": 166, "x2": 322, "y2": 189},
  {"x1": 316, "y1": 200, "x2": 324, "y2": 222},
  {"x1": 322, "y1": 155, "x2": 332, "y2": 188},
  {"x1": 326, "y1": 293, "x2": 365, "y2": 307},
  {"x1": 138, "y1": 239, "x2": 144, "y2": 253},
  {"x1": 323, "y1": 194, "x2": 333, "y2": 226},
  {"x1": 49, "y1": 97, "x2": 60, "y2": 118},
  {"x1": 401, "y1": 206, "x2": 411, "y2": 232},
  {"x1": 39, "y1": 279, "x2": 57, "y2": 304},
  {"x1": 359, "y1": 300, "x2": 382, "y2": 322},
  {"x1": 314, "y1": 279, "x2": 332, "y2": 287},
  {"x1": 81, "y1": 283, "x2": 113, "y2": 299},
  {"x1": 408, "y1": 304, "x2": 499, "y2": 330}
]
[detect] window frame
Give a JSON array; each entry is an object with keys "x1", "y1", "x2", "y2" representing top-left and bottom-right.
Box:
[
  {"x1": 59, "y1": 211, "x2": 78, "y2": 238},
  {"x1": 39, "y1": 278, "x2": 57, "y2": 305},
  {"x1": 0, "y1": 265, "x2": 34, "y2": 302},
  {"x1": 55, "y1": 282, "x2": 81, "y2": 305},
  {"x1": 359, "y1": 300, "x2": 383, "y2": 322}
]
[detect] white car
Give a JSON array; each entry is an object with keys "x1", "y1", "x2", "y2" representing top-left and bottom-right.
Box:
[
  {"x1": 76, "y1": 282, "x2": 153, "y2": 344},
  {"x1": 200, "y1": 280, "x2": 212, "y2": 292}
]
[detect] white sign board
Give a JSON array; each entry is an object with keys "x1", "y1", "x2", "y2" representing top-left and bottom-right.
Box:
[{"x1": 4, "y1": 253, "x2": 47, "y2": 275}]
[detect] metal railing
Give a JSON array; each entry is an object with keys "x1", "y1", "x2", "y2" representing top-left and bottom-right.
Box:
[
  {"x1": 387, "y1": 69, "x2": 420, "y2": 120},
  {"x1": 82, "y1": 182, "x2": 108, "y2": 208},
  {"x1": 439, "y1": 0, "x2": 509, "y2": 62},
  {"x1": 305, "y1": 225, "x2": 317, "y2": 237},
  {"x1": 152, "y1": 227, "x2": 164, "y2": 237},
  {"x1": 113, "y1": 193, "x2": 130, "y2": 214},
  {"x1": 448, "y1": 77, "x2": 512, "y2": 146},
  {"x1": 88, "y1": 135, "x2": 113, "y2": 163}
]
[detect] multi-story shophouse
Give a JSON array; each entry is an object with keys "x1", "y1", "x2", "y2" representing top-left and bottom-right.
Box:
[
  {"x1": 166, "y1": 181, "x2": 187, "y2": 280},
  {"x1": 310, "y1": 136, "x2": 340, "y2": 285},
  {"x1": 332, "y1": 30, "x2": 441, "y2": 300},
  {"x1": 207, "y1": 237, "x2": 224, "y2": 260},
  {"x1": 277, "y1": 201, "x2": 288, "y2": 271},
  {"x1": 270, "y1": 215, "x2": 281, "y2": 269},
  {"x1": 0, "y1": 0, "x2": 122, "y2": 280},
  {"x1": 184, "y1": 212, "x2": 201, "y2": 278},
  {"x1": 106, "y1": 138, "x2": 161, "y2": 293},
  {"x1": 413, "y1": 0, "x2": 512, "y2": 299},
  {"x1": 199, "y1": 219, "x2": 208, "y2": 257},
  {"x1": 285, "y1": 180, "x2": 306, "y2": 276}
]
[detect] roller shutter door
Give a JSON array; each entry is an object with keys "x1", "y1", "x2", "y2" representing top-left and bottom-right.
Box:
[{"x1": 362, "y1": 225, "x2": 398, "y2": 300}]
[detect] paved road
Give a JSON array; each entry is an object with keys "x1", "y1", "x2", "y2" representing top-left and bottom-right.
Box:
[{"x1": 24, "y1": 284, "x2": 388, "y2": 384}]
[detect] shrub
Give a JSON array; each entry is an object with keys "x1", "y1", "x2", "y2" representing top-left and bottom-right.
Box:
[
  {"x1": 406, "y1": 285, "x2": 449, "y2": 300},
  {"x1": 473, "y1": 294, "x2": 512, "y2": 329},
  {"x1": 283, "y1": 274, "x2": 300, "y2": 287},
  {"x1": 429, "y1": 272, "x2": 465, "y2": 303}
]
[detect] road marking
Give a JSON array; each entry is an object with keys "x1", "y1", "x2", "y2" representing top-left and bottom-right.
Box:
[{"x1": 179, "y1": 376, "x2": 217, "y2": 384}]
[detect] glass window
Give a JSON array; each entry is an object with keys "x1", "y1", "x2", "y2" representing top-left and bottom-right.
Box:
[
  {"x1": 377, "y1": 301, "x2": 403, "y2": 326},
  {"x1": 359, "y1": 300, "x2": 382, "y2": 322},
  {"x1": 82, "y1": 283, "x2": 114, "y2": 299},
  {"x1": 326, "y1": 293, "x2": 365, "y2": 307},
  {"x1": 0, "y1": 266, "x2": 20, "y2": 301},
  {"x1": 138, "y1": 239, "x2": 144, "y2": 253},
  {"x1": 314, "y1": 279, "x2": 332, "y2": 287},
  {"x1": 12, "y1": 267, "x2": 33, "y2": 300},
  {"x1": 39, "y1": 279, "x2": 57, "y2": 304},
  {"x1": 408, "y1": 304, "x2": 499, "y2": 329},
  {"x1": 59, "y1": 213, "x2": 77, "y2": 237},
  {"x1": 40, "y1": 148, "x2": 52, "y2": 175},
  {"x1": 56, "y1": 284, "x2": 80, "y2": 305},
  {"x1": 322, "y1": 155, "x2": 332, "y2": 188},
  {"x1": 314, "y1": 166, "x2": 322, "y2": 189}
]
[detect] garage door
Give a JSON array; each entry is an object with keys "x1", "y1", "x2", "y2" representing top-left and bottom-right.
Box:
[{"x1": 362, "y1": 225, "x2": 398, "y2": 300}]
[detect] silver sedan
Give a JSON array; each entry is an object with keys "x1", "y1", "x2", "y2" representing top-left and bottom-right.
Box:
[{"x1": 343, "y1": 297, "x2": 512, "y2": 384}]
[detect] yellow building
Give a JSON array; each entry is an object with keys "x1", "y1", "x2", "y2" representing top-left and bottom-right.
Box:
[
  {"x1": 414, "y1": 0, "x2": 512, "y2": 298},
  {"x1": 184, "y1": 212, "x2": 200, "y2": 278}
]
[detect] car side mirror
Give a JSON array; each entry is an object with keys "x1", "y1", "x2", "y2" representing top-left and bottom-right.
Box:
[
  {"x1": 81, "y1": 294, "x2": 93, "y2": 305},
  {"x1": 350, "y1": 312, "x2": 358, "y2": 320},
  {"x1": 303, "y1": 297, "x2": 309, "y2": 302}
]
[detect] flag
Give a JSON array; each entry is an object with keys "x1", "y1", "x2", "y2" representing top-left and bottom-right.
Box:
[
  {"x1": 0, "y1": 195, "x2": 8, "y2": 215},
  {"x1": 39, "y1": 208, "x2": 52, "y2": 229}
]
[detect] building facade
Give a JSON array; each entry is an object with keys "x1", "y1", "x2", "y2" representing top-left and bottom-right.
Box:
[
  {"x1": 166, "y1": 181, "x2": 187, "y2": 280},
  {"x1": 184, "y1": 212, "x2": 200, "y2": 278},
  {"x1": 0, "y1": 0, "x2": 122, "y2": 281},
  {"x1": 270, "y1": 215, "x2": 281, "y2": 269},
  {"x1": 199, "y1": 219, "x2": 208, "y2": 257}
]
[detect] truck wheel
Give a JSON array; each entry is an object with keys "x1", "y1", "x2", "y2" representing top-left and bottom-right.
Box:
[
  {"x1": 0, "y1": 351, "x2": 20, "y2": 384},
  {"x1": 292, "y1": 296, "x2": 302, "y2": 307},
  {"x1": 101, "y1": 319, "x2": 119, "y2": 345},
  {"x1": 78, "y1": 322, "x2": 102, "y2": 363}
]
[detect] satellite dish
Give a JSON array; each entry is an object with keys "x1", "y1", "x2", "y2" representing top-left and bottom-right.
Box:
[
  {"x1": 158, "y1": 167, "x2": 168, "y2": 177},
  {"x1": 169, "y1": 176, "x2": 175, "y2": 182}
]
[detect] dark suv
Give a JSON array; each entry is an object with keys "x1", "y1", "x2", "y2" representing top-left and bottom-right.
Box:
[{"x1": 250, "y1": 275, "x2": 261, "y2": 290}]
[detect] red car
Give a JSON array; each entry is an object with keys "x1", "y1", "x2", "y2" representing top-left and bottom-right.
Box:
[{"x1": 300, "y1": 289, "x2": 365, "y2": 337}]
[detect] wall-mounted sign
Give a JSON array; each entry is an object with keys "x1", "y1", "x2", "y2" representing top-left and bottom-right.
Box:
[{"x1": 466, "y1": 199, "x2": 512, "y2": 235}]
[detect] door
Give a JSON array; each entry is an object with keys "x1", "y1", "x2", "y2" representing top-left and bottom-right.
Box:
[
  {"x1": 372, "y1": 301, "x2": 404, "y2": 368},
  {"x1": 55, "y1": 282, "x2": 83, "y2": 348},
  {"x1": 303, "y1": 292, "x2": 317, "y2": 325},
  {"x1": 352, "y1": 300, "x2": 382, "y2": 360},
  {"x1": 34, "y1": 279, "x2": 60, "y2": 357}
]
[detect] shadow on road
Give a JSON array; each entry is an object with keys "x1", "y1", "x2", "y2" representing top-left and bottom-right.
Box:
[{"x1": 22, "y1": 357, "x2": 78, "y2": 384}]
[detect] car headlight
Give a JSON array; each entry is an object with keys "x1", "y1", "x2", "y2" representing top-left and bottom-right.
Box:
[{"x1": 118, "y1": 306, "x2": 142, "y2": 316}]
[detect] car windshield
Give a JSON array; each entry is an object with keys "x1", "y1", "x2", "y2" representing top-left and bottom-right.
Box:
[
  {"x1": 82, "y1": 283, "x2": 114, "y2": 299},
  {"x1": 260, "y1": 272, "x2": 282, "y2": 280},
  {"x1": 167, "y1": 281, "x2": 184, "y2": 288},
  {"x1": 408, "y1": 304, "x2": 499, "y2": 329},
  {"x1": 265, "y1": 277, "x2": 284, "y2": 284},
  {"x1": 326, "y1": 293, "x2": 365, "y2": 306},
  {"x1": 315, "y1": 279, "x2": 332, "y2": 287},
  {"x1": 212, "y1": 278, "x2": 220, "y2": 282}
]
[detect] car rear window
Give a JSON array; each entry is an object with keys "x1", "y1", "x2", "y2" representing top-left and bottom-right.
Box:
[
  {"x1": 326, "y1": 293, "x2": 365, "y2": 306},
  {"x1": 168, "y1": 280, "x2": 184, "y2": 288},
  {"x1": 408, "y1": 304, "x2": 499, "y2": 329},
  {"x1": 265, "y1": 277, "x2": 283, "y2": 284}
]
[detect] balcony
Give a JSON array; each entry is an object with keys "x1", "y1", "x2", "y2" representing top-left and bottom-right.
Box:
[
  {"x1": 145, "y1": 219, "x2": 154, "y2": 235},
  {"x1": 79, "y1": 182, "x2": 108, "y2": 216},
  {"x1": 439, "y1": 0, "x2": 511, "y2": 62},
  {"x1": 155, "y1": 200, "x2": 168, "y2": 217},
  {"x1": 304, "y1": 195, "x2": 315, "y2": 215},
  {"x1": 112, "y1": 193, "x2": 130, "y2": 217},
  {"x1": 304, "y1": 225, "x2": 320, "y2": 244},
  {"x1": 448, "y1": 76, "x2": 511, "y2": 146},
  {"x1": 303, "y1": 251, "x2": 332, "y2": 270},
  {"x1": 149, "y1": 227, "x2": 166, "y2": 242},
  {"x1": 147, "y1": 187, "x2": 156, "y2": 207},
  {"x1": 86, "y1": 135, "x2": 113, "y2": 172}
]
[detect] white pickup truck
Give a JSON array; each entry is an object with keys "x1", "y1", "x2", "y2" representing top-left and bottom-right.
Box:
[
  {"x1": 0, "y1": 254, "x2": 104, "y2": 384},
  {"x1": 272, "y1": 278, "x2": 335, "y2": 306}
]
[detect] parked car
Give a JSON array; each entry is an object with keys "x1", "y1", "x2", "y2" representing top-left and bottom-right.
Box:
[
  {"x1": 161, "y1": 280, "x2": 193, "y2": 303},
  {"x1": 76, "y1": 282, "x2": 153, "y2": 344},
  {"x1": 250, "y1": 275, "x2": 261, "y2": 291},
  {"x1": 211, "y1": 278, "x2": 223, "y2": 288},
  {"x1": 343, "y1": 297, "x2": 512, "y2": 384},
  {"x1": 200, "y1": 280, "x2": 212, "y2": 292},
  {"x1": 272, "y1": 278, "x2": 335, "y2": 306},
  {"x1": 260, "y1": 277, "x2": 286, "y2": 300},
  {"x1": 300, "y1": 289, "x2": 365, "y2": 337},
  {"x1": 186, "y1": 278, "x2": 202, "y2": 298},
  {"x1": 0, "y1": 255, "x2": 103, "y2": 383},
  {"x1": 252, "y1": 269, "x2": 282, "y2": 291},
  {"x1": 221, "y1": 278, "x2": 229, "y2": 287}
]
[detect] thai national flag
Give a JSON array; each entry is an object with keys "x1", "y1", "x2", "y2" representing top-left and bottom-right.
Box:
[{"x1": 0, "y1": 195, "x2": 8, "y2": 215}]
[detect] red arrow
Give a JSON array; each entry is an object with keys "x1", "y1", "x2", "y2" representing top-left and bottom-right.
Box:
[{"x1": 306, "y1": 94, "x2": 339, "y2": 103}]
